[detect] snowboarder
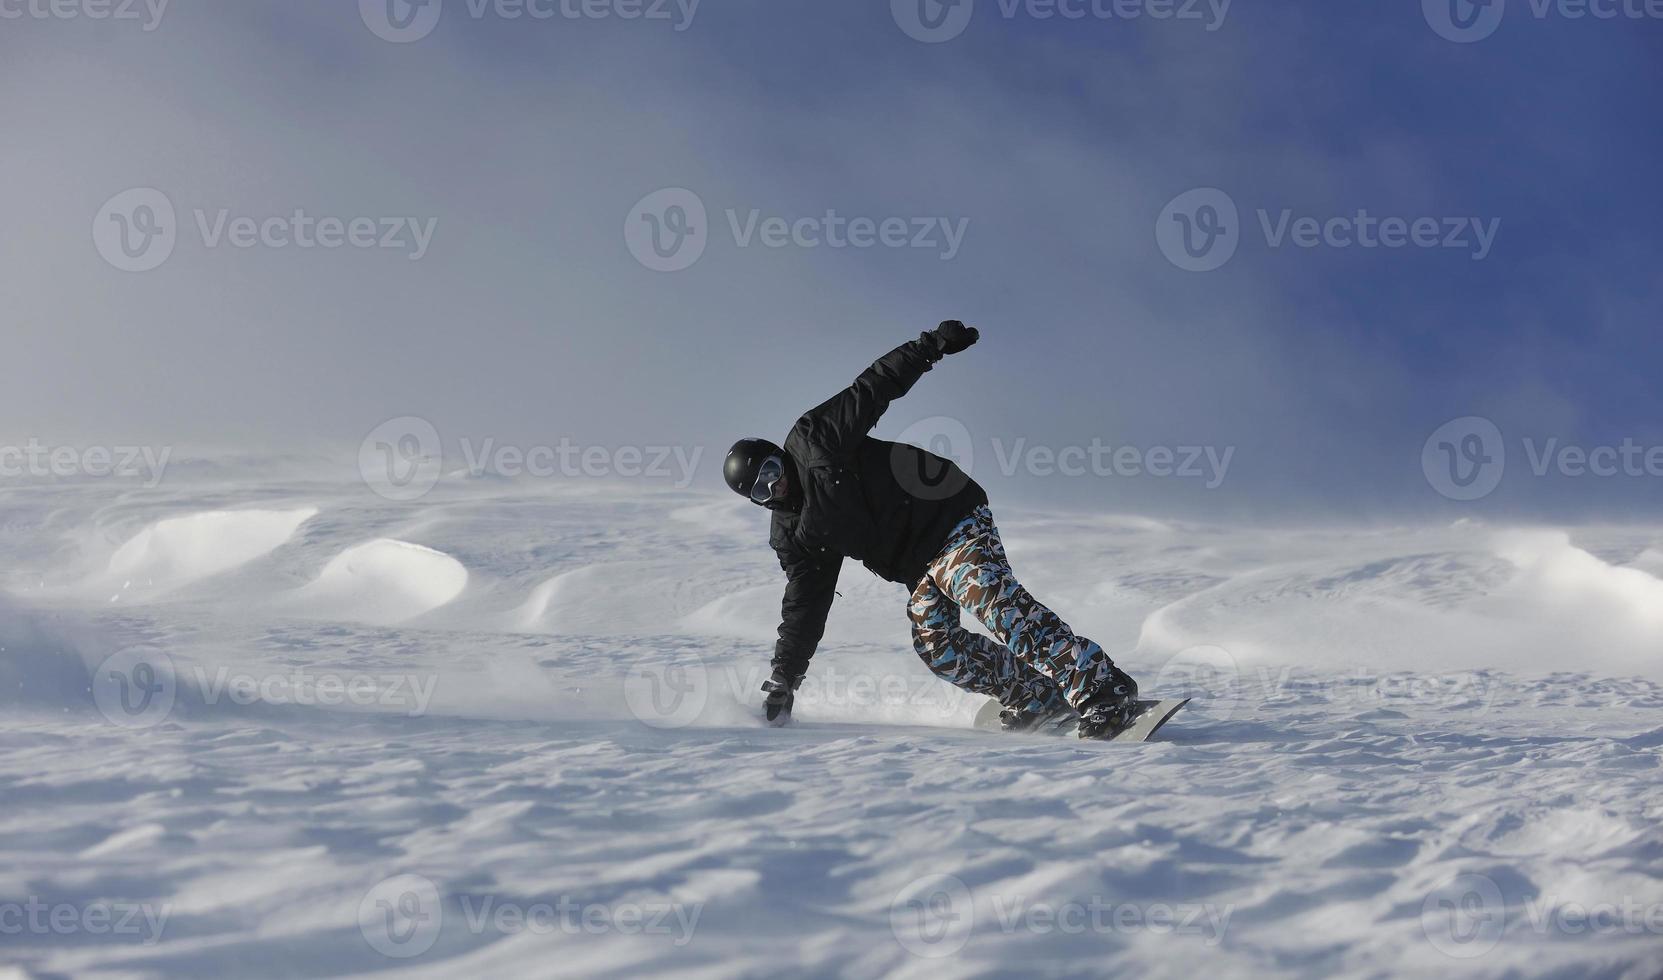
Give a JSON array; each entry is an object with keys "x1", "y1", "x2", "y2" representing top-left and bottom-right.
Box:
[{"x1": 723, "y1": 322, "x2": 1140, "y2": 738}]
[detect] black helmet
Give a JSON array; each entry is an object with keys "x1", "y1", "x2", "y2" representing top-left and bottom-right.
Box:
[{"x1": 724, "y1": 438, "x2": 785, "y2": 502}]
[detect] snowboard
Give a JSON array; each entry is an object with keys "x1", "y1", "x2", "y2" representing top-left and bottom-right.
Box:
[{"x1": 973, "y1": 697, "x2": 1190, "y2": 743}]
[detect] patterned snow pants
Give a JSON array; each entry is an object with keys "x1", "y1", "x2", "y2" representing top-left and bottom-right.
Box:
[{"x1": 909, "y1": 505, "x2": 1116, "y2": 714}]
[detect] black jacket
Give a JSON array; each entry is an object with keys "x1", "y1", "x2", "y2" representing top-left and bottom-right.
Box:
[{"x1": 768, "y1": 335, "x2": 988, "y2": 679}]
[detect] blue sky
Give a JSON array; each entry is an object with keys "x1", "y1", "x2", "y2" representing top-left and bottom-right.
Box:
[{"x1": 2, "y1": 0, "x2": 1659, "y2": 519}]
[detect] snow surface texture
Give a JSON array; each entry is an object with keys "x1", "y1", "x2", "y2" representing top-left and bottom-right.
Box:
[{"x1": 2, "y1": 469, "x2": 1662, "y2": 979}]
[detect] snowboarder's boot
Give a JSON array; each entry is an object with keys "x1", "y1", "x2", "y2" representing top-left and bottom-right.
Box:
[
  {"x1": 996, "y1": 682, "x2": 1074, "y2": 733},
  {"x1": 1075, "y1": 665, "x2": 1141, "y2": 740}
]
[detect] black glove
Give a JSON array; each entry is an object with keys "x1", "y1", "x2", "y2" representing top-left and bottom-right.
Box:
[
  {"x1": 926, "y1": 320, "x2": 979, "y2": 357},
  {"x1": 761, "y1": 667, "x2": 801, "y2": 726}
]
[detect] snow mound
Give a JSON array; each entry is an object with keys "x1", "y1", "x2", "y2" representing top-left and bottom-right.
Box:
[
  {"x1": 287, "y1": 539, "x2": 468, "y2": 625},
  {"x1": 679, "y1": 573, "x2": 905, "y2": 647},
  {"x1": 678, "y1": 584, "x2": 781, "y2": 640},
  {"x1": 0, "y1": 596, "x2": 100, "y2": 709},
  {"x1": 1132, "y1": 528, "x2": 1663, "y2": 682},
  {"x1": 1496, "y1": 530, "x2": 1663, "y2": 630},
  {"x1": 1631, "y1": 547, "x2": 1663, "y2": 575},
  {"x1": 513, "y1": 561, "x2": 736, "y2": 635},
  {"x1": 99, "y1": 507, "x2": 317, "y2": 598}
]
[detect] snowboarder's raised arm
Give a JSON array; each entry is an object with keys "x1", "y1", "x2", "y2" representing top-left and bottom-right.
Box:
[
  {"x1": 761, "y1": 544, "x2": 842, "y2": 724},
  {"x1": 794, "y1": 321, "x2": 980, "y2": 457}
]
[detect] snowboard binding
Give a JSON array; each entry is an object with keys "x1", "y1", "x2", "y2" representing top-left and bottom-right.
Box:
[
  {"x1": 1075, "y1": 666, "x2": 1141, "y2": 740},
  {"x1": 998, "y1": 701, "x2": 1076, "y2": 734}
]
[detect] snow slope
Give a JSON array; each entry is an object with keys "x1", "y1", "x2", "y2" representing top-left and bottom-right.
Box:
[{"x1": 2, "y1": 466, "x2": 1661, "y2": 978}]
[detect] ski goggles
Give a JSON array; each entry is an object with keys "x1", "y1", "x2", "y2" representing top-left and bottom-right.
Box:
[{"x1": 749, "y1": 455, "x2": 786, "y2": 505}]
